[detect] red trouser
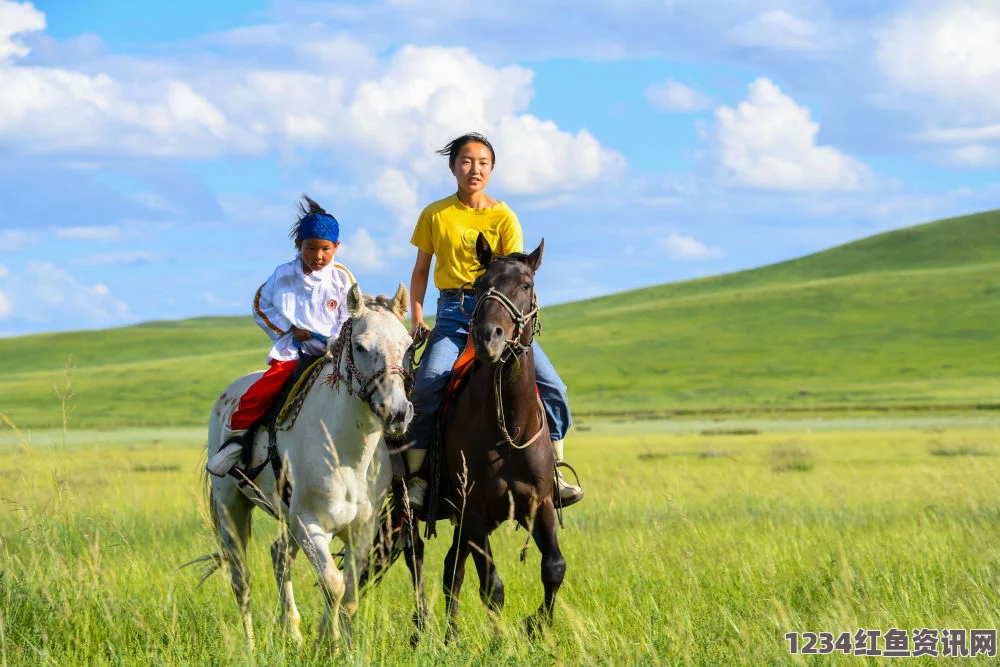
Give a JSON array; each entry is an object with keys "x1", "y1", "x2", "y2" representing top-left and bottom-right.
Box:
[{"x1": 229, "y1": 359, "x2": 298, "y2": 430}]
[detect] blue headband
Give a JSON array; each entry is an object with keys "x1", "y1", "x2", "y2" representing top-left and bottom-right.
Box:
[{"x1": 297, "y1": 213, "x2": 339, "y2": 243}]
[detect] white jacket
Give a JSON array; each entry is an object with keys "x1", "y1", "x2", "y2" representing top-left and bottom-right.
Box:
[{"x1": 252, "y1": 257, "x2": 355, "y2": 362}]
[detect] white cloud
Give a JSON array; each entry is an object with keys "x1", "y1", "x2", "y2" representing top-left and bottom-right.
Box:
[
  {"x1": 57, "y1": 225, "x2": 121, "y2": 242},
  {"x1": 921, "y1": 124, "x2": 1000, "y2": 144},
  {"x1": 74, "y1": 251, "x2": 163, "y2": 266},
  {"x1": 660, "y1": 233, "x2": 724, "y2": 261},
  {"x1": 714, "y1": 78, "x2": 872, "y2": 191},
  {"x1": 345, "y1": 46, "x2": 533, "y2": 157},
  {"x1": 729, "y1": 10, "x2": 824, "y2": 50},
  {"x1": 0, "y1": 19, "x2": 623, "y2": 196},
  {"x1": 0, "y1": 67, "x2": 241, "y2": 156},
  {"x1": 0, "y1": 0, "x2": 44, "y2": 62},
  {"x1": 0, "y1": 229, "x2": 37, "y2": 251},
  {"x1": 368, "y1": 168, "x2": 420, "y2": 226},
  {"x1": 367, "y1": 168, "x2": 422, "y2": 256},
  {"x1": 877, "y1": 1, "x2": 1000, "y2": 120},
  {"x1": 340, "y1": 228, "x2": 382, "y2": 271},
  {"x1": 0, "y1": 263, "x2": 8, "y2": 319},
  {"x1": 645, "y1": 79, "x2": 712, "y2": 113},
  {"x1": 491, "y1": 115, "x2": 625, "y2": 195},
  {"x1": 943, "y1": 145, "x2": 1000, "y2": 169},
  {"x1": 0, "y1": 262, "x2": 129, "y2": 326}
]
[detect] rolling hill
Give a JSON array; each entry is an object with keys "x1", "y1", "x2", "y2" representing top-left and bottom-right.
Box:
[{"x1": 1, "y1": 209, "x2": 998, "y2": 428}]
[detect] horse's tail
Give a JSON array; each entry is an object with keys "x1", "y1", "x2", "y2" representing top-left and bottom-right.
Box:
[{"x1": 179, "y1": 449, "x2": 227, "y2": 586}]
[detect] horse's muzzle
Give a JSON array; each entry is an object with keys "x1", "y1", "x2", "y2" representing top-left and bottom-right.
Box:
[
  {"x1": 473, "y1": 324, "x2": 507, "y2": 363},
  {"x1": 380, "y1": 401, "x2": 413, "y2": 436}
]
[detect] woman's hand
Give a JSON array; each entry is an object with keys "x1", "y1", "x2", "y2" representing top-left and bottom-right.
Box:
[
  {"x1": 290, "y1": 325, "x2": 312, "y2": 342},
  {"x1": 410, "y1": 319, "x2": 430, "y2": 341}
]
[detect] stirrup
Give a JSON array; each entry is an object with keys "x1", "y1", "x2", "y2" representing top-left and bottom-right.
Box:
[{"x1": 555, "y1": 461, "x2": 584, "y2": 508}]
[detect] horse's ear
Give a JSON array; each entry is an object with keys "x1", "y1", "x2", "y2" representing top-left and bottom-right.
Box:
[
  {"x1": 391, "y1": 282, "x2": 408, "y2": 322},
  {"x1": 476, "y1": 233, "x2": 493, "y2": 268},
  {"x1": 527, "y1": 238, "x2": 544, "y2": 272},
  {"x1": 347, "y1": 283, "x2": 366, "y2": 318}
]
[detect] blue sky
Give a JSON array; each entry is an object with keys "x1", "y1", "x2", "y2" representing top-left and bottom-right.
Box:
[{"x1": 1, "y1": 0, "x2": 998, "y2": 336}]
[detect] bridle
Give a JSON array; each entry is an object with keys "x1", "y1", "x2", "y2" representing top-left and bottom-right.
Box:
[
  {"x1": 469, "y1": 285, "x2": 541, "y2": 358},
  {"x1": 469, "y1": 282, "x2": 546, "y2": 450},
  {"x1": 325, "y1": 317, "x2": 413, "y2": 413}
]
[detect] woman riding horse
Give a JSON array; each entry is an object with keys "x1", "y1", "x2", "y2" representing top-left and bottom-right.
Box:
[{"x1": 404, "y1": 132, "x2": 583, "y2": 510}]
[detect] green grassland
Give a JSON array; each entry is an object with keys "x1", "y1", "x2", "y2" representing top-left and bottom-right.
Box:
[
  {"x1": 3, "y1": 210, "x2": 1000, "y2": 664},
  {"x1": 1, "y1": 210, "x2": 998, "y2": 428},
  {"x1": 3, "y1": 420, "x2": 1000, "y2": 664}
]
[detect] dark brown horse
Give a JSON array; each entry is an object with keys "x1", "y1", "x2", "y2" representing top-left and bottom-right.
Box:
[{"x1": 431, "y1": 233, "x2": 566, "y2": 637}]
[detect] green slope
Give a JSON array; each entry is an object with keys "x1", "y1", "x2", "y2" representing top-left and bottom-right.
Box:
[
  {"x1": 2, "y1": 210, "x2": 998, "y2": 428},
  {"x1": 542, "y1": 209, "x2": 1000, "y2": 412}
]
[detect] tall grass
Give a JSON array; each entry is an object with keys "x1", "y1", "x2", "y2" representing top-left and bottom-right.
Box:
[{"x1": 3, "y1": 420, "x2": 1000, "y2": 664}]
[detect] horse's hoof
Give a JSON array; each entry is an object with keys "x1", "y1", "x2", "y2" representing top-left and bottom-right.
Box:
[
  {"x1": 282, "y1": 617, "x2": 303, "y2": 646},
  {"x1": 311, "y1": 639, "x2": 342, "y2": 660},
  {"x1": 523, "y1": 614, "x2": 545, "y2": 638},
  {"x1": 409, "y1": 631, "x2": 421, "y2": 648}
]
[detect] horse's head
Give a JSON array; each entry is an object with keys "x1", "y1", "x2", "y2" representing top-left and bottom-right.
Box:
[
  {"x1": 470, "y1": 233, "x2": 543, "y2": 364},
  {"x1": 340, "y1": 282, "x2": 415, "y2": 436}
]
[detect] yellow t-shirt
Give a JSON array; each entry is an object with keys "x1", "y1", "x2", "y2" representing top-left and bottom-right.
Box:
[{"x1": 410, "y1": 194, "x2": 524, "y2": 289}]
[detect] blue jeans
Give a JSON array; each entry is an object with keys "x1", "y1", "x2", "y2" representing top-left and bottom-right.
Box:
[{"x1": 409, "y1": 293, "x2": 572, "y2": 452}]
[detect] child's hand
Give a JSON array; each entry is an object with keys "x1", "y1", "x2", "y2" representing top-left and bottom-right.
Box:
[{"x1": 290, "y1": 326, "x2": 312, "y2": 342}]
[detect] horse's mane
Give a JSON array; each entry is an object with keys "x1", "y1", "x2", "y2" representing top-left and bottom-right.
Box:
[
  {"x1": 363, "y1": 294, "x2": 396, "y2": 312},
  {"x1": 476, "y1": 252, "x2": 530, "y2": 273},
  {"x1": 473, "y1": 252, "x2": 533, "y2": 291}
]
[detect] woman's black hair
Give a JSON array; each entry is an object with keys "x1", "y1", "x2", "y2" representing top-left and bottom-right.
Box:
[
  {"x1": 288, "y1": 195, "x2": 329, "y2": 241},
  {"x1": 436, "y1": 132, "x2": 496, "y2": 168}
]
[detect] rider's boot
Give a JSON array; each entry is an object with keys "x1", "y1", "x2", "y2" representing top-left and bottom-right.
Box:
[
  {"x1": 553, "y1": 439, "x2": 584, "y2": 507},
  {"x1": 404, "y1": 448, "x2": 428, "y2": 513},
  {"x1": 206, "y1": 427, "x2": 247, "y2": 477}
]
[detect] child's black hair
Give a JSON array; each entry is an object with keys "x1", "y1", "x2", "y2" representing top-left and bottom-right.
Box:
[
  {"x1": 288, "y1": 195, "x2": 330, "y2": 241},
  {"x1": 436, "y1": 132, "x2": 496, "y2": 168}
]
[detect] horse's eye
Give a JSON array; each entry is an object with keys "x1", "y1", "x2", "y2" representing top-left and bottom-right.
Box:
[
  {"x1": 354, "y1": 343, "x2": 365, "y2": 354},
  {"x1": 521, "y1": 282, "x2": 532, "y2": 291}
]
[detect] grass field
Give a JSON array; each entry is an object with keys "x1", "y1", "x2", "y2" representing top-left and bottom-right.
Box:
[
  {"x1": 3, "y1": 417, "x2": 1000, "y2": 664},
  {"x1": 1, "y1": 210, "x2": 998, "y2": 428},
  {"x1": 3, "y1": 209, "x2": 1000, "y2": 664}
]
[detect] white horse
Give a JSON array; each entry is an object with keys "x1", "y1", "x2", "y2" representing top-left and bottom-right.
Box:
[{"x1": 202, "y1": 283, "x2": 413, "y2": 648}]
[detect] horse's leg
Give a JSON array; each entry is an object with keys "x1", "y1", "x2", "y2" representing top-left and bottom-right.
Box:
[
  {"x1": 442, "y1": 522, "x2": 474, "y2": 640},
  {"x1": 402, "y1": 521, "x2": 428, "y2": 644},
  {"x1": 214, "y1": 484, "x2": 256, "y2": 648},
  {"x1": 471, "y1": 533, "x2": 504, "y2": 616},
  {"x1": 270, "y1": 529, "x2": 302, "y2": 645},
  {"x1": 524, "y1": 499, "x2": 566, "y2": 637},
  {"x1": 289, "y1": 511, "x2": 345, "y2": 648},
  {"x1": 339, "y1": 514, "x2": 378, "y2": 649}
]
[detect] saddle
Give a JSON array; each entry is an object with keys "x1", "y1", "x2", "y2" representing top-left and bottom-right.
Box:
[
  {"x1": 442, "y1": 336, "x2": 478, "y2": 425},
  {"x1": 418, "y1": 336, "x2": 476, "y2": 533},
  {"x1": 225, "y1": 353, "x2": 327, "y2": 517}
]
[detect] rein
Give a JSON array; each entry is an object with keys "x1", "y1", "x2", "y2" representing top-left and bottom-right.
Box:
[
  {"x1": 324, "y1": 317, "x2": 413, "y2": 411},
  {"x1": 231, "y1": 310, "x2": 418, "y2": 518},
  {"x1": 470, "y1": 285, "x2": 545, "y2": 450}
]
